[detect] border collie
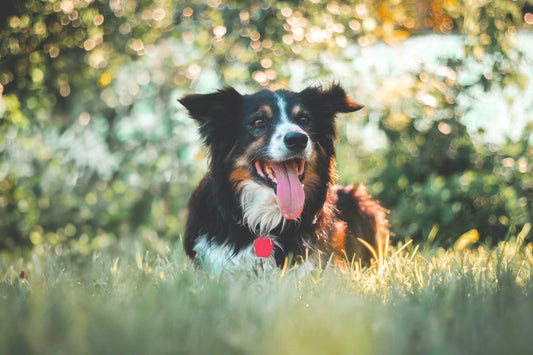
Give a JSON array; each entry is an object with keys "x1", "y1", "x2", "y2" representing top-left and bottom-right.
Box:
[{"x1": 179, "y1": 84, "x2": 389, "y2": 271}]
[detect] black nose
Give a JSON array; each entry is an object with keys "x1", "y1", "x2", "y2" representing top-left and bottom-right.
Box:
[{"x1": 284, "y1": 132, "x2": 308, "y2": 152}]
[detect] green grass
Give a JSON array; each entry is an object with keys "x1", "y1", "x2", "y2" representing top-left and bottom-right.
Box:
[{"x1": 1, "y1": 226, "x2": 533, "y2": 355}]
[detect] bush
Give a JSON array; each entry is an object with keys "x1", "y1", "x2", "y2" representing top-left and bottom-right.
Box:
[{"x1": 0, "y1": 0, "x2": 531, "y2": 251}]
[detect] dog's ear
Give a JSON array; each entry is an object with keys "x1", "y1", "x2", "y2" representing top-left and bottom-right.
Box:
[
  {"x1": 300, "y1": 84, "x2": 363, "y2": 147},
  {"x1": 301, "y1": 84, "x2": 363, "y2": 114},
  {"x1": 178, "y1": 87, "x2": 243, "y2": 124},
  {"x1": 179, "y1": 87, "x2": 243, "y2": 164},
  {"x1": 178, "y1": 87, "x2": 243, "y2": 148}
]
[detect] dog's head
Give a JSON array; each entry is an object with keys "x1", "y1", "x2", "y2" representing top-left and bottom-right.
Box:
[{"x1": 179, "y1": 84, "x2": 362, "y2": 222}]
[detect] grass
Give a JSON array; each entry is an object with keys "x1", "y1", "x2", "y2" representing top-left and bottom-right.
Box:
[{"x1": 1, "y1": 225, "x2": 533, "y2": 355}]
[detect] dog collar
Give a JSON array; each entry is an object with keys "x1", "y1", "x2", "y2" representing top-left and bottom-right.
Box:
[{"x1": 253, "y1": 235, "x2": 274, "y2": 258}]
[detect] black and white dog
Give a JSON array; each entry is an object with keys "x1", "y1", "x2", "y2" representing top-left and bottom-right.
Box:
[{"x1": 179, "y1": 84, "x2": 388, "y2": 270}]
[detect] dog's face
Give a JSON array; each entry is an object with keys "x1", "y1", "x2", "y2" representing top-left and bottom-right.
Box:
[{"x1": 179, "y1": 85, "x2": 362, "y2": 225}]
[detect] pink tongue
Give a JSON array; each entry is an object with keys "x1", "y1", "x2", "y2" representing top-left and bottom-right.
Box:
[{"x1": 269, "y1": 161, "x2": 305, "y2": 220}]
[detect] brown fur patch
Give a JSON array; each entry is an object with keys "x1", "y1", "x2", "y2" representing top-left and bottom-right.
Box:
[
  {"x1": 303, "y1": 165, "x2": 321, "y2": 198},
  {"x1": 257, "y1": 105, "x2": 273, "y2": 118},
  {"x1": 350, "y1": 184, "x2": 390, "y2": 247},
  {"x1": 234, "y1": 155, "x2": 248, "y2": 169},
  {"x1": 230, "y1": 137, "x2": 267, "y2": 193},
  {"x1": 330, "y1": 184, "x2": 390, "y2": 264},
  {"x1": 229, "y1": 168, "x2": 252, "y2": 193},
  {"x1": 291, "y1": 105, "x2": 303, "y2": 117},
  {"x1": 248, "y1": 137, "x2": 266, "y2": 153},
  {"x1": 233, "y1": 137, "x2": 266, "y2": 170},
  {"x1": 330, "y1": 220, "x2": 348, "y2": 255}
]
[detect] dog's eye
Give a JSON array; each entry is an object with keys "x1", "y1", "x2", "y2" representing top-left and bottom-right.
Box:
[
  {"x1": 298, "y1": 116, "x2": 309, "y2": 124},
  {"x1": 253, "y1": 118, "x2": 265, "y2": 127}
]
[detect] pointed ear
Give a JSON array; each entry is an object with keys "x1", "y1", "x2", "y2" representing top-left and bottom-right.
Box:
[
  {"x1": 178, "y1": 87, "x2": 243, "y2": 162},
  {"x1": 301, "y1": 84, "x2": 364, "y2": 113},
  {"x1": 178, "y1": 87, "x2": 243, "y2": 123}
]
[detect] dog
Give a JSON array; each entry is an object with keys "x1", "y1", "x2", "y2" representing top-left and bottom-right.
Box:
[{"x1": 178, "y1": 84, "x2": 389, "y2": 270}]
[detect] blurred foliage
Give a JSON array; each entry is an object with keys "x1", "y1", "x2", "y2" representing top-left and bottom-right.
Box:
[
  {"x1": 0, "y1": 0, "x2": 532, "y2": 251},
  {"x1": 372, "y1": 75, "x2": 533, "y2": 243}
]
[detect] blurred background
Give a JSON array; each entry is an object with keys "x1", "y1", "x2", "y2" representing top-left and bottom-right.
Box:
[{"x1": 0, "y1": 0, "x2": 532, "y2": 255}]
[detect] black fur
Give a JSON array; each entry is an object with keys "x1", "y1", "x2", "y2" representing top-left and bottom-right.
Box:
[{"x1": 179, "y1": 84, "x2": 388, "y2": 267}]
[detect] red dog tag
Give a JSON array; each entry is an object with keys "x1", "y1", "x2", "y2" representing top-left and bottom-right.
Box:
[{"x1": 254, "y1": 235, "x2": 274, "y2": 258}]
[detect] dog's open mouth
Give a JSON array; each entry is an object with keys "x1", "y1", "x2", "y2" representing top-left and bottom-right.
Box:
[{"x1": 254, "y1": 158, "x2": 306, "y2": 220}]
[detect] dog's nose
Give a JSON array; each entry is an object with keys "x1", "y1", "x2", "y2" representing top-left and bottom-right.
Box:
[{"x1": 284, "y1": 132, "x2": 308, "y2": 152}]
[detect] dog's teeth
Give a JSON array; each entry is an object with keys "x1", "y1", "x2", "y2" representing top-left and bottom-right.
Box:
[
  {"x1": 264, "y1": 165, "x2": 277, "y2": 183},
  {"x1": 267, "y1": 171, "x2": 276, "y2": 183}
]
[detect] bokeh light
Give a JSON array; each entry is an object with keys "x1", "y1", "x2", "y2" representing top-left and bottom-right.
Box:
[{"x1": 0, "y1": 0, "x2": 531, "y2": 252}]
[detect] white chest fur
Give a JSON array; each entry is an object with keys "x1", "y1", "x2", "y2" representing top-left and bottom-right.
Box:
[
  {"x1": 239, "y1": 180, "x2": 286, "y2": 234},
  {"x1": 193, "y1": 234, "x2": 279, "y2": 272},
  {"x1": 193, "y1": 180, "x2": 291, "y2": 271}
]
